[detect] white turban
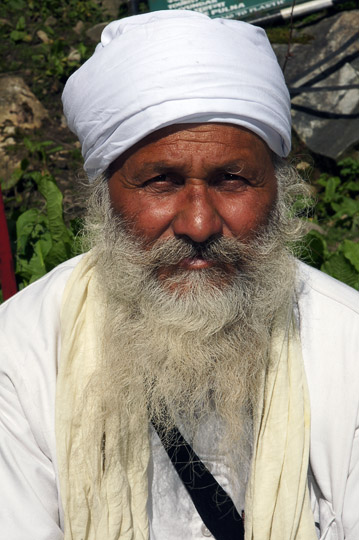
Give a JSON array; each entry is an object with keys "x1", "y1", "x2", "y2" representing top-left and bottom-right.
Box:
[{"x1": 62, "y1": 10, "x2": 291, "y2": 181}]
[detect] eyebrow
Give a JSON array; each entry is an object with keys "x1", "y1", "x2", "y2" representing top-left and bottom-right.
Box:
[
  {"x1": 134, "y1": 159, "x2": 251, "y2": 175},
  {"x1": 126, "y1": 162, "x2": 174, "y2": 184}
]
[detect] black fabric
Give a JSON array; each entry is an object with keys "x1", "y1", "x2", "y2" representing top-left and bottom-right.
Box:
[{"x1": 151, "y1": 419, "x2": 245, "y2": 540}]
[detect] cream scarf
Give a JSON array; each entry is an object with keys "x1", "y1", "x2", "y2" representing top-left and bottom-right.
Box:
[{"x1": 56, "y1": 253, "x2": 316, "y2": 540}]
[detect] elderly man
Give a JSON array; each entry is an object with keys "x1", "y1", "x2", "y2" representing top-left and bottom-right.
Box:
[{"x1": 0, "y1": 9, "x2": 358, "y2": 540}]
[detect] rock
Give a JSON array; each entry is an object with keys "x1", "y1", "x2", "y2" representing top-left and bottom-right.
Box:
[
  {"x1": 73, "y1": 20, "x2": 85, "y2": 35},
  {"x1": 3, "y1": 137, "x2": 15, "y2": 145},
  {"x1": 0, "y1": 146, "x2": 21, "y2": 188},
  {"x1": 86, "y1": 22, "x2": 109, "y2": 43},
  {"x1": 60, "y1": 114, "x2": 68, "y2": 128},
  {"x1": 36, "y1": 29, "x2": 51, "y2": 44},
  {"x1": 0, "y1": 18, "x2": 12, "y2": 27},
  {"x1": 0, "y1": 76, "x2": 47, "y2": 182},
  {"x1": 67, "y1": 48, "x2": 81, "y2": 62},
  {"x1": 3, "y1": 126, "x2": 16, "y2": 136},
  {"x1": 273, "y1": 10, "x2": 359, "y2": 160},
  {"x1": 45, "y1": 15, "x2": 57, "y2": 26},
  {"x1": 0, "y1": 76, "x2": 47, "y2": 130},
  {"x1": 101, "y1": 0, "x2": 123, "y2": 17}
]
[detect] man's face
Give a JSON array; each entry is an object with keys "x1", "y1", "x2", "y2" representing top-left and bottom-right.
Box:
[
  {"x1": 88, "y1": 125, "x2": 299, "y2": 466},
  {"x1": 108, "y1": 123, "x2": 277, "y2": 280}
]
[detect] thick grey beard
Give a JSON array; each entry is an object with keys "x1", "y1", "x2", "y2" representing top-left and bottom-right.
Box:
[{"x1": 80, "y1": 158, "x2": 310, "y2": 494}]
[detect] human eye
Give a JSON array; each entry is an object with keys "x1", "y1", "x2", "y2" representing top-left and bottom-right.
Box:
[
  {"x1": 215, "y1": 172, "x2": 249, "y2": 190},
  {"x1": 142, "y1": 173, "x2": 181, "y2": 192}
]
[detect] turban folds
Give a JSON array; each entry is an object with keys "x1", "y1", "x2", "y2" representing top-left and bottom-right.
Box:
[{"x1": 62, "y1": 10, "x2": 291, "y2": 181}]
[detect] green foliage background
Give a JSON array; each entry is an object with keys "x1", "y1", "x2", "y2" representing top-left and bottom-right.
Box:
[
  {"x1": 1, "y1": 140, "x2": 83, "y2": 300},
  {"x1": 299, "y1": 158, "x2": 359, "y2": 290},
  {"x1": 0, "y1": 0, "x2": 105, "y2": 301},
  {"x1": 0, "y1": 0, "x2": 359, "y2": 302}
]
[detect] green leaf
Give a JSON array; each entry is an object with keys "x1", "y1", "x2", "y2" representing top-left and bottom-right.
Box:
[
  {"x1": 16, "y1": 16, "x2": 25, "y2": 30},
  {"x1": 10, "y1": 29, "x2": 25, "y2": 42},
  {"x1": 338, "y1": 158, "x2": 359, "y2": 181},
  {"x1": 316, "y1": 174, "x2": 329, "y2": 188},
  {"x1": 322, "y1": 253, "x2": 359, "y2": 290},
  {"x1": 323, "y1": 176, "x2": 341, "y2": 203},
  {"x1": 30, "y1": 235, "x2": 53, "y2": 280},
  {"x1": 16, "y1": 208, "x2": 42, "y2": 255},
  {"x1": 45, "y1": 241, "x2": 71, "y2": 270},
  {"x1": 23, "y1": 137, "x2": 35, "y2": 153},
  {"x1": 331, "y1": 197, "x2": 359, "y2": 219},
  {"x1": 18, "y1": 244, "x2": 47, "y2": 283},
  {"x1": 45, "y1": 145, "x2": 63, "y2": 156},
  {"x1": 300, "y1": 229, "x2": 328, "y2": 268},
  {"x1": 35, "y1": 173, "x2": 72, "y2": 245},
  {"x1": 344, "y1": 181, "x2": 359, "y2": 192},
  {"x1": 342, "y1": 240, "x2": 359, "y2": 273},
  {"x1": 0, "y1": 167, "x2": 24, "y2": 190}
]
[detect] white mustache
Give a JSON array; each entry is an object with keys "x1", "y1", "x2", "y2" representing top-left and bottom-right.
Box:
[{"x1": 116, "y1": 230, "x2": 270, "y2": 271}]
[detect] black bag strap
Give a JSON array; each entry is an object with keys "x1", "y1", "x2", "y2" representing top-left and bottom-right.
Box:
[{"x1": 151, "y1": 418, "x2": 245, "y2": 540}]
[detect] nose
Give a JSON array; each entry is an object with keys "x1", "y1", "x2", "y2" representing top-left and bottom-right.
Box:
[{"x1": 171, "y1": 183, "x2": 223, "y2": 243}]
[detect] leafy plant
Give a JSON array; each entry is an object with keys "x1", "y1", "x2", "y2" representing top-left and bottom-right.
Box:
[
  {"x1": 24, "y1": 137, "x2": 63, "y2": 163},
  {"x1": 300, "y1": 158, "x2": 359, "y2": 289},
  {"x1": 31, "y1": 39, "x2": 88, "y2": 81},
  {"x1": 9, "y1": 15, "x2": 31, "y2": 43},
  {"x1": 2, "y1": 0, "x2": 103, "y2": 23},
  {"x1": 15, "y1": 171, "x2": 75, "y2": 286},
  {"x1": 0, "y1": 0, "x2": 103, "y2": 98},
  {"x1": 1, "y1": 139, "x2": 82, "y2": 293}
]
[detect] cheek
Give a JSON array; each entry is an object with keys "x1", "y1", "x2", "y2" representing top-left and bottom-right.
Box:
[
  {"x1": 131, "y1": 204, "x2": 175, "y2": 241},
  {"x1": 221, "y1": 189, "x2": 277, "y2": 239},
  {"x1": 109, "y1": 183, "x2": 176, "y2": 242}
]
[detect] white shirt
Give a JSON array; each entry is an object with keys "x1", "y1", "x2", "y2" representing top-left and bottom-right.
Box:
[{"x1": 0, "y1": 256, "x2": 358, "y2": 540}]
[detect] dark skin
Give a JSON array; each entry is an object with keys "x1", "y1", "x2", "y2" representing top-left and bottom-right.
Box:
[{"x1": 108, "y1": 123, "x2": 278, "y2": 279}]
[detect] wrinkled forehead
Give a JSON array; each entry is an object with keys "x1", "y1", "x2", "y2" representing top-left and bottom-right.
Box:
[
  {"x1": 109, "y1": 122, "x2": 275, "y2": 176},
  {"x1": 62, "y1": 10, "x2": 291, "y2": 182}
]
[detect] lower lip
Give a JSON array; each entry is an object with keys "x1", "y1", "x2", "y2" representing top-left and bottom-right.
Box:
[{"x1": 178, "y1": 258, "x2": 216, "y2": 270}]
